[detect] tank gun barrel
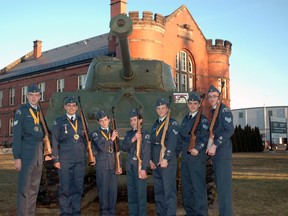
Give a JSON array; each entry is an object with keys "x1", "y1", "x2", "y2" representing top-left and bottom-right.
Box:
[{"x1": 110, "y1": 14, "x2": 134, "y2": 80}]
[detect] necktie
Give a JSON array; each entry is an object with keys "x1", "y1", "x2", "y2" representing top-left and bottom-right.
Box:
[
  {"x1": 71, "y1": 116, "x2": 74, "y2": 121},
  {"x1": 189, "y1": 115, "x2": 192, "y2": 119}
]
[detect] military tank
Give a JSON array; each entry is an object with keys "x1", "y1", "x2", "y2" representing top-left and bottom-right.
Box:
[
  {"x1": 45, "y1": 14, "x2": 188, "y2": 135},
  {"x1": 38, "y1": 14, "x2": 215, "y2": 208}
]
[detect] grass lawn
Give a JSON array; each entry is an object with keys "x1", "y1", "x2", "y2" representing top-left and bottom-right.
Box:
[{"x1": 0, "y1": 149, "x2": 287, "y2": 215}]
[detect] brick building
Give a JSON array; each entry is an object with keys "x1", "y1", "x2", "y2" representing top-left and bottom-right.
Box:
[{"x1": 0, "y1": 0, "x2": 232, "y2": 145}]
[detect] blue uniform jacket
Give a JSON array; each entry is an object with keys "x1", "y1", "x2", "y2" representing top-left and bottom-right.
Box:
[
  {"x1": 176, "y1": 113, "x2": 209, "y2": 162},
  {"x1": 52, "y1": 114, "x2": 87, "y2": 163},
  {"x1": 92, "y1": 127, "x2": 119, "y2": 171},
  {"x1": 122, "y1": 128, "x2": 151, "y2": 171},
  {"x1": 150, "y1": 117, "x2": 179, "y2": 164},
  {"x1": 12, "y1": 103, "x2": 44, "y2": 165},
  {"x1": 211, "y1": 103, "x2": 234, "y2": 159}
]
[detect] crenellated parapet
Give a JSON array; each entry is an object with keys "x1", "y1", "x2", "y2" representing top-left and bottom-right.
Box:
[
  {"x1": 128, "y1": 11, "x2": 165, "y2": 33},
  {"x1": 206, "y1": 39, "x2": 232, "y2": 56}
]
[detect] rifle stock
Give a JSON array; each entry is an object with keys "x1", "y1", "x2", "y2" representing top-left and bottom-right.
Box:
[
  {"x1": 136, "y1": 108, "x2": 142, "y2": 178},
  {"x1": 207, "y1": 82, "x2": 225, "y2": 149},
  {"x1": 78, "y1": 96, "x2": 95, "y2": 166},
  {"x1": 38, "y1": 101, "x2": 52, "y2": 156},
  {"x1": 187, "y1": 94, "x2": 205, "y2": 153},
  {"x1": 112, "y1": 106, "x2": 121, "y2": 174},
  {"x1": 159, "y1": 96, "x2": 172, "y2": 163}
]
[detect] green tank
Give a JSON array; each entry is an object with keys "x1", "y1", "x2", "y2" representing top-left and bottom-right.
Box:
[
  {"x1": 45, "y1": 14, "x2": 188, "y2": 136},
  {"x1": 40, "y1": 14, "x2": 215, "y2": 208}
]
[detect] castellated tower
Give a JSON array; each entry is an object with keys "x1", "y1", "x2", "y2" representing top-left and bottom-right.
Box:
[
  {"x1": 127, "y1": 11, "x2": 165, "y2": 60},
  {"x1": 207, "y1": 39, "x2": 232, "y2": 108}
]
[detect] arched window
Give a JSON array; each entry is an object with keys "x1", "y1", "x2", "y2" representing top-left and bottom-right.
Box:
[{"x1": 175, "y1": 50, "x2": 195, "y2": 92}]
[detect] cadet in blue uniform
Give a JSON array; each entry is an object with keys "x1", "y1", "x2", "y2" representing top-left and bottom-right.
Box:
[
  {"x1": 121, "y1": 109, "x2": 151, "y2": 216},
  {"x1": 91, "y1": 111, "x2": 122, "y2": 216},
  {"x1": 149, "y1": 98, "x2": 179, "y2": 216},
  {"x1": 51, "y1": 96, "x2": 87, "y2": 216},
  {"x1": 176, "y1": 92, "x2": 209, "y2": 216},
  {"x1": 12, "y1": 84, "x2": 45, "y2": 216},
  {"x1": 206, "y1": 85, "x2": 234, "y2": 216}
]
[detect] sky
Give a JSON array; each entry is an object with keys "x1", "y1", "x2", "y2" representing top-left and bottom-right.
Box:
[{"x1": 1, "y1": 0, "x2": 288, "y2": 109}]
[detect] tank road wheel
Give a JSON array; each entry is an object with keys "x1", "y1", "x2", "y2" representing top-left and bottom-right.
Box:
[{"x1": 206, "y1": 156, "x2": 216, "y2": 206}]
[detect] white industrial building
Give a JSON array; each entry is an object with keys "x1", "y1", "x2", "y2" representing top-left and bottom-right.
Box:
[{"x1": 231, "y1": 106, "x2": 288, "y2": 145}]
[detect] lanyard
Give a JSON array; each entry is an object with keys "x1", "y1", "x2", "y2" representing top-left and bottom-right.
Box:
[
  {"x1": 101, "y1": 130, "x2": 111, "y2": 140},
  {"x1": 67, "y1": 118, "x2": 78, "y2": 133},
  {"x1": 156, "y1": 121, "x2": 165, "y2": 137},
  {"x1": 29, "y1": 108, "x2": 40, "y2": 125}
]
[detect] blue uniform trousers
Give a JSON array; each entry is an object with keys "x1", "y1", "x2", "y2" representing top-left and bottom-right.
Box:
[
  {"x1": 96, "y1": 169, "x2": 118, "y2": 216},
  {"x1": 181, "y1": 161, "x2": 208, "y2": 216},
  {"x1": 127, "y1": 166, "x2": 147, "y2": 216},
  {"x1": 212, "y1": 157, "x2": 233, "y2": 216},
  {"x1": 153, "y1": 163, "x2": 177, "y2": 216},
  {"x1": 58, "y1": 161, "x2": 85, "y2": 216},
  {"x1": 16, "y1": 163, "x2": 42, "y2": 216}
]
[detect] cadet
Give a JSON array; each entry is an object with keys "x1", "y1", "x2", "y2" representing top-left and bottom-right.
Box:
[
  {"x1": 91, "y1": 111, "x2": 122, "y2": 215},
  {"x1": 149, "y1": 98, "x2": 179, "y2": 216},
  {"x1": 51, "y1": 96, "x2": 87, "y2": 215},
  {"x1": 176, "y1": 92, "x2": 209, "y2": 216},
  {"x1": 122, "y1": 109, "x2": 151, "y2": 216},
  {"x1": 206, "y1": 85, "x2": 234, "y2": 216},
  {"x1": 12, "y1": 84, "x2": 46, "y2": 216}
]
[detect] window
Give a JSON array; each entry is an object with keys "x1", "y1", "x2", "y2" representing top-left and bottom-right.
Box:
[
  {"x1": 0, "y1": 91, "x2": 3, "y2": 107},
  {"x1": 175, "y1": 53, "x2": 179, "y2": 70},
  {"x1": 21, "y1": 86, "x2": 28, "y2": 104},
  {"x1": 38, "y1": 83, "x2": 45, "y2": 101},
  {"x1": 9, "y1": 118, "x2": 13, "y2": 136},
  {"x1": 181, "y1": 74, "x2": 187, "y2": 91},
  {"x1": 239, "y1": 112, "x2": 244, "y2": 118},
  {"x1": 9, "y1": 88, "x2": 15, "y2": 106},
  {"x1": 78, "y1": 75, "x2": 86, "y2": 90},
  {"x1": 180, "y1": 51, "x2": 187, "y2": 72},
  {"x1": 57, "y1": 79, "x2": 65, "y2": 92},
  {"x1": 268, "y1": 110, "x2": 273, "y2": 117},
  {"x1": 175, "y1": 51, "x2": 195, "y2": 91}
]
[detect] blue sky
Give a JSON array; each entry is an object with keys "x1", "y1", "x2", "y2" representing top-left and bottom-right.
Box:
[{"x1": 1, "y1": 0, "x2": 287, "y2": 109}]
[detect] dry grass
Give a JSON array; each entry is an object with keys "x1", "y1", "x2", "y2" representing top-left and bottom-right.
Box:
[{"x1": 0, "y1": 150, "x2": 288, "y2": 215}]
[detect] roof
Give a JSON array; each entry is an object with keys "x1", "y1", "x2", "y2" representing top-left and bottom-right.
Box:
[{"x1": 0, "y1": 33, "x2": 110, "y2": 81}]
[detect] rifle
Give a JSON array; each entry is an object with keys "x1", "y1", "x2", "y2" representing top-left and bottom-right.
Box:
[
  {"x1": 78, "y1": 96, "x2": 95, "y2": 166},
  {"x1": 187, "y1": 93, "x2": 205, "y2": 154},
  {"x1": 111, "y1": 106, "x2": 121, "y2": 174},
  {"x1": 135, "y1": 108, "x2": 142, "y2": 178},
  {"x1": 159, "y1": 96, "x2": 172, "y2": 163},
  {"x1": 38, "y1": 101, "x2": 52, "y2": 157},
  {"x1": 207, "y1": 82, "x2": 225, "y2": 149}
]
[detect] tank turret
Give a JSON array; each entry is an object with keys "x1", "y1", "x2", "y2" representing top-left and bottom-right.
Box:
[
  {"x1": 84, "y1": 14, "x2": 175, "y2": 92},
  {"x1": 110, "y1": 14, "x2": 134, "y2": 80}
]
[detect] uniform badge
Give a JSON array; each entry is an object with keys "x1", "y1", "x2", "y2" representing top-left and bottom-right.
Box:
[
  {"x1": 14, "y1": 120, "x2": 18, "y2": 126},
  {"x1": 145, "y1": 134, "x2": 150, "y2": 139},
  {"x1": 225, "y1": 117, "x2": 232, "y2": 123},
  {"x1": 172, "y1": 121, "x2": 178, "y2": 126},
  {"x1": 16, "y1": 110, "x2": 21, "y2": 115},
  {"x1": 172, "y1": 129, "x2": 178, "y2": 135}
]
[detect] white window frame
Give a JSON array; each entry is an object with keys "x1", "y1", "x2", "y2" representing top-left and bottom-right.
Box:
[
  {"x1": 57, "y1": 79, "x2": 65, "y2": 92},
  {"x1": 9, "y1": 88, "x2": 15, "y2": 106},
  {"x1": 0, "y1": 91, "x2": 3, "y2": 107},
  {"x1": 21, "y1": 86, "x2": 28, "y2": 104},
  {"x1": 78, "y1": 74, "x2": 86, "y2": 90},
  {"x1": 175, "y1": 53, "x2": 179, "y2": 70},
  {"x1": 38, "y1": 83, "x2": 45, "y2": 101},
  {"x1": 9, "y1": 118, "x2": 14, "y2": 136},
  {"x1": 180, "y1": 51, "x2": 187, "y2": 72}
]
